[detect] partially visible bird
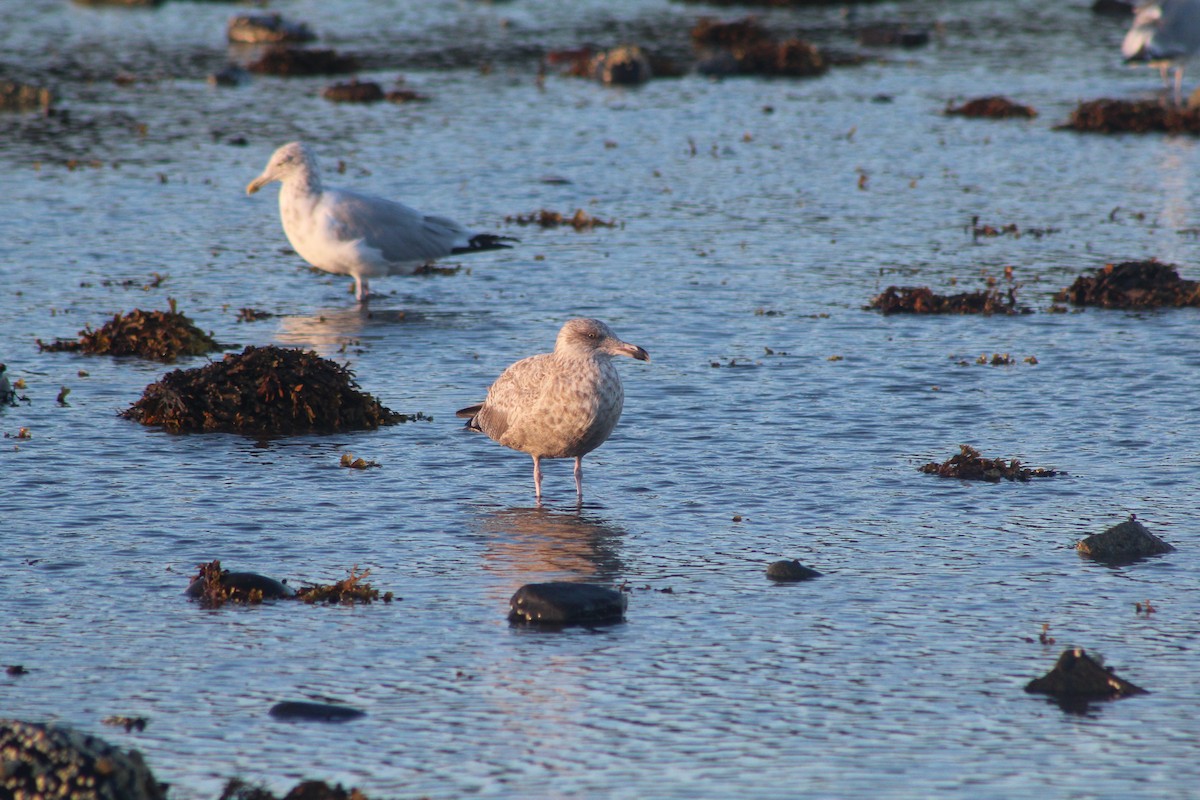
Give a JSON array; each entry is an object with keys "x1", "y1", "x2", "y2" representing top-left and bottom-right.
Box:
[
  {"x1": 457, "y1": 318, "x2": 650, "y2": 500},
  {"x1": 0, "y1": 364, "x2": 12, "y2": 406},
  {"x1": 246, "y1": 142, "x2": 515, "y2": 302},
  {"x1": 1122, "y1": 0, "x2": 1200, "y2": 104}
]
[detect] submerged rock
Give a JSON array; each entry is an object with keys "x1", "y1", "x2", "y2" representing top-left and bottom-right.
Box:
[
  {"x1": 856, "y1": 24, "x2": 930, "y2": 49},
  {"x1": 1077, "y1": 517, "x2": 1175, "y2": 563},
  {"x1": 248, "y1": 47, "x2": 358, "y2": 77},
  {"x1": 0, "y1": 81, "x2": 52, "y2": 113},
  {"x1": 1056, "y1": 261, "x2": 1200, "y2": 308},
  {"x1": 322, "y1": 80, "x2": 384, "y2": 103},
  {"x1": 919, "y1": 445, "x2": 1060, "y2": 482},
  {"x1": 227, "y1": 13, "x2": 316, "y2": 45},
  {"x1": 1059, "y1": 99, "x2": 1200, "y2": 134},
  {"x1": 37, "y1": 304, "x2": 223, "y2": 363},
  {"x1": 0, "y1": 719, "x2": 166, "y2": 800},
  {"x1": 690, "y1": 17, "x2": 826, "y2": 78},
  {"x1": 1025, "y1": 648, "x2": 1147, "y2": 700},
  {"x1": 869, "y1": 285, "x2": 1026, "y2": 315},
  {"x1": 945, "y1": 96, "x2": 1037, "y2": 119},
  {"x1": 268, "y1": 702, "x2": 366, "y2": 722},
  {"x1": 220, "y1": 778, "x2": 372, "y2": 800},
  {"x1": 121, "y1": 345, "x2": 412, "y2": 435},
  {"x1": 509, "y1": 582, "x2": 627, "y2": 625},
  {"x1": 766, "y1": 559, "x2": 822, "y2": 581}
]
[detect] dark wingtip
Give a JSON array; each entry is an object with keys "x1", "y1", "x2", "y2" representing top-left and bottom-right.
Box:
[
  {"x1": 451, "y1": 234, "x2": 519, "y2": 255},
  {"x1": 456, "y1": 404, "x2": 484, "y2": 430}
]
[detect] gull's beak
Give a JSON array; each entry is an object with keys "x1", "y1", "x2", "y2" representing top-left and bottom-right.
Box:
[
  {"x1": 245, "y1": 173, "x2": 269, "y2": 196},
  {"x1": 613, "y1": 341, "x2": 650, "y2": 363}
]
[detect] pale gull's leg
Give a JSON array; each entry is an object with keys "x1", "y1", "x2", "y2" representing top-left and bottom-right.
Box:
[
  {"x1": 574, "y1": 456, "x2": 583, "y2": 497},
  {"x1": 1175, "y1": 67, "x2": 1185, "y2": 107},
  {"x1": 354, "y1": 275, "x2": 371, "y2": 303},
  {"x1": 532, "y1": 455, "x2": 543, "y2": 500}
]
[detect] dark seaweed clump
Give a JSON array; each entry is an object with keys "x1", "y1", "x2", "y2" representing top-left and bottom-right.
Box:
[
  {"x1": 1059, "y1": 99, "x2": 1200, "y2": 134},
  {"x1": 219, "y1": 778, "x2": 371, "y2": 800},
  {"x1": 946, "y1": 96, "x2": 1037, "y2": 119},
  {"x1": 37, "y1": 304, "x2": 222, "y2": 362},
  {"x1": 505, "y1": 208, "x2": 617, "y2": 230},
  {"x1": 121, "y1": 345, "x2": 411, "y2": 435},
  {"x1": 1056, "y1": 260, "x2": 1200, "y2": 308},
  {"x1": 869, "y1": 286, "x2": 1025, "y2": 315},
  {"x1": 296, "y1": 566, "x2": 393, "y2": 605},
  {"x1": 919, "y1": 444, "x2": 1060, "y2": 482}
]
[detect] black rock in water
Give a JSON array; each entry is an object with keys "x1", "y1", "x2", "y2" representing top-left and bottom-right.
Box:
[
  {"x1": 766, "y1": 559, "x2": 822, "y2": 582},
  {"x1": 1076, "y1": 517, "x2": 1175, "y2": 564},
  {"x1": 508, "y1": 582, "x2": 627, "y2": 625},
  {"x1": 268, "y1": 702, "x2": 366, "y2": 722},
  {"x1": 186, "y1": 570, "x2": 295, "y2": 600},
  {"x1": 1025, "y1": 648, "x2": 1147, "y2": 700}
]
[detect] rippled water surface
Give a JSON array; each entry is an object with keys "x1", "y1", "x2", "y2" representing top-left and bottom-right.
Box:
[{"x1": 4, "y1": 1, "x2": 1200, "y2": 798}]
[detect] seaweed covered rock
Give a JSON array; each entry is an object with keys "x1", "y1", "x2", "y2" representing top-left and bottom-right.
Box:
[
  {"x1": 946, "y1": 96, "x2": 1037, "y2": 119},
  {"x1": 248, "y1": 47, "x2": 358, "y2": 77},
  {"x1": 504, "y1": 208, "x2": 617, "y2": 230},
  {"x1": 1077, "y1": 517, "x2": 1175, "y2": 563},
  {"x1": 509, "y1": 582, "x2": 627, "y2": 626},
  {"x1": 869, "y1": 286, "x2": 1025, "y2": 315},
  {"x1": 121, "y1": 345, "x2": 409, "y2": 435},
  {"x1": 1059, "y1": 99, "x2": 1200, "y2": 134},
  {"x1": 296, "y1": 566, "x2": 393, "y2": 604},
  {"x1": 919, "y1": 444, "x2": 1060, "y2": 482},
  {"x1": 1025, "y1": 648, "x2": 1147, "y2": 700},
  {"x1": 186, "y1": 560, "x2": 295, "y2": 607},
  {"x1": 691, "y1": 17, "x2": 826, "y2": 78},
  {"x1": 37, "y1": 304, "x2": 222, "y2": 362},
  {"x1": 0, "y1": 719, "x2": 166, "y2": 800},
  {"x1": 589, "y1": 45, "x2": 653, "y2": 85},
  {"x1": 1056, "y1": 261, "x2": 1200, "y2": 308},
  {"x1": 219, "y1": 778, "x2": 371, "y2": 800}
]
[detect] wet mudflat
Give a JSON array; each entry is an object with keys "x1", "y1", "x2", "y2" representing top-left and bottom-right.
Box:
[{"x1": 3, "y1": 1, "x2": 1200, "y2": 798}]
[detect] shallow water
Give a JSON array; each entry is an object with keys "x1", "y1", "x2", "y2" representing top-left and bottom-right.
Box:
[{"x1": 3, "y1": 1, "x2": 1200, "y2": 798}]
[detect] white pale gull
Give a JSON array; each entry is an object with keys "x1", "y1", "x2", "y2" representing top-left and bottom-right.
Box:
[
  {"x1": 457, "y1": 318, "x2": 650, "y2": 500},
  {"x1": 246, "y1": 142, "x2": 514, "y2": 302},
  {"x1": 1123, "y1": 0, "x2": 1200, "y2": 103}
]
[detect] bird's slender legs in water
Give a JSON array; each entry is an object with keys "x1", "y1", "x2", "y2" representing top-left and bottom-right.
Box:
[
  {"x1": 1175, "y1": 67, "x2": 1186, "y2": 107},
  {"x1": 574, "y1": 456, "x2": 583, "y2": 497},
  {"x1": 532, "y1": 455, "x2": 543, "y2": 501},
  {"x1": 353, "y1": 275, "x2": 371, "y2": 303}
]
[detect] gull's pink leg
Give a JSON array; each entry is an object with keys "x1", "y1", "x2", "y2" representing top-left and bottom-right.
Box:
[
  {"x1": 574, "y1": 456, "x2": 583, "y2": 497},
  {"x1": 533, "y1": 455, "x2": 543, "y2": 500}
]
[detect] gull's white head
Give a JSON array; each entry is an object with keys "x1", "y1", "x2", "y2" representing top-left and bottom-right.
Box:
[
  {"x1": 555, "y1": 318, "x2": 650, "y2": 362},
  {"x1": 246, "y1": 141, "x2": 316, "y2": 195}
]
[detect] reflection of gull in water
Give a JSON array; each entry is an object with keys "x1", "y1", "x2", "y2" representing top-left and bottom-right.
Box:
[
  {"x1": 246, "y1": 142, "x2": 515, "y2": 303},
  {"x1": 472, "y1": 504, "x2": 626, "y2": 584},
  {"x1": 1123, "y1": 0, "x2": 1200, "y2": 103},
  {"x1": 273, "y1": 306, "x2": 411, "y2": 353}
]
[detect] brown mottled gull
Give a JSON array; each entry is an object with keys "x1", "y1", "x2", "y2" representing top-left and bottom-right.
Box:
[
  {"x1": 457, "y1": 318, "x2": 650, "y2": 499},
  {"x1": 246, "y1": 142, "x2": 514, "y2": 303}
]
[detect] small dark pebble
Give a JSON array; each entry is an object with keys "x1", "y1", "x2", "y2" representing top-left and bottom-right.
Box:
[
  {"x1": 5, "y1": 665, "x2": 28, "y2": 676},
  {"x1": 1077, "y1": 517, "x2": 1175, "y2": 564},
  {"x1": 1025, "y1": 648, "x2": 1147, "y2": 700},
  {"x1": 766, "y1": 559, "x2": 822, "y2": 582},
  {"x1": 1092, "y1": 0, "x2": 1136, "y2": 14},
  {"x1": 268, "y1": 701, "x2": 366, "y2": 722},
  {"x1": 508, "y1": 582, "x2": 627, "y2": 625}
]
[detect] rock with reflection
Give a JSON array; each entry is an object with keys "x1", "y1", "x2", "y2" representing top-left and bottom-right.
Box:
[
  {"x1": 1025, "y1": 648, "x2": 1147, "y2": 702},
  {"x1": 766, "y1": 559, "x2": 821, "y2": 582},
  {"x1": 0, "y1": 718, "x2": 166, "y2": 800},
  {"x1": 1076, "y1": 516, "x2": 1175, "y2": 564},
  {"x1": 268, "y1": 702, "x2": 366, "y2": 723},
  {"x1": 509, "y1": 581, "x2": 627, "y2": 625}
]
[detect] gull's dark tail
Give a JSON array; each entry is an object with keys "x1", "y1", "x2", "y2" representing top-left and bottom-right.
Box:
[
  {"x1": 456, "y1": 404, "x2": 484, "y2": 431},
  {"x1": 452, "y1": 234, "x2": 518, "y2": 255}
]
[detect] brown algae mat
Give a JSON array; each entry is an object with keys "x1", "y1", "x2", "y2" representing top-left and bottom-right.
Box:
[
  {"x1": 504, "y1": 208, "x2": 617, "y2": 230},
  {"x1": 920, "y1": 445, "x2": 1061, "y2": 482},
  {"x1": 1059, "y1": 99, "x2": 1200, "y2": 134},
  {"x1": 189, "y1": 561, "x2": 393, "y2": 608},
  {"x1": 1056, "y1": 260, "x2": 1200, "y2": 308},
  {"x1": 122, "y1": 345, "x2": 417, "y2": 435},
  {"x1": 37, "y1": 303, "x2": 222, "y2": 362},
  {"x1": 869, "y1": 286, "x2": 1027, "y2": 315},
  {"x1": 945, "y1": 96, "x2": 1037, "y2": 119}
]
